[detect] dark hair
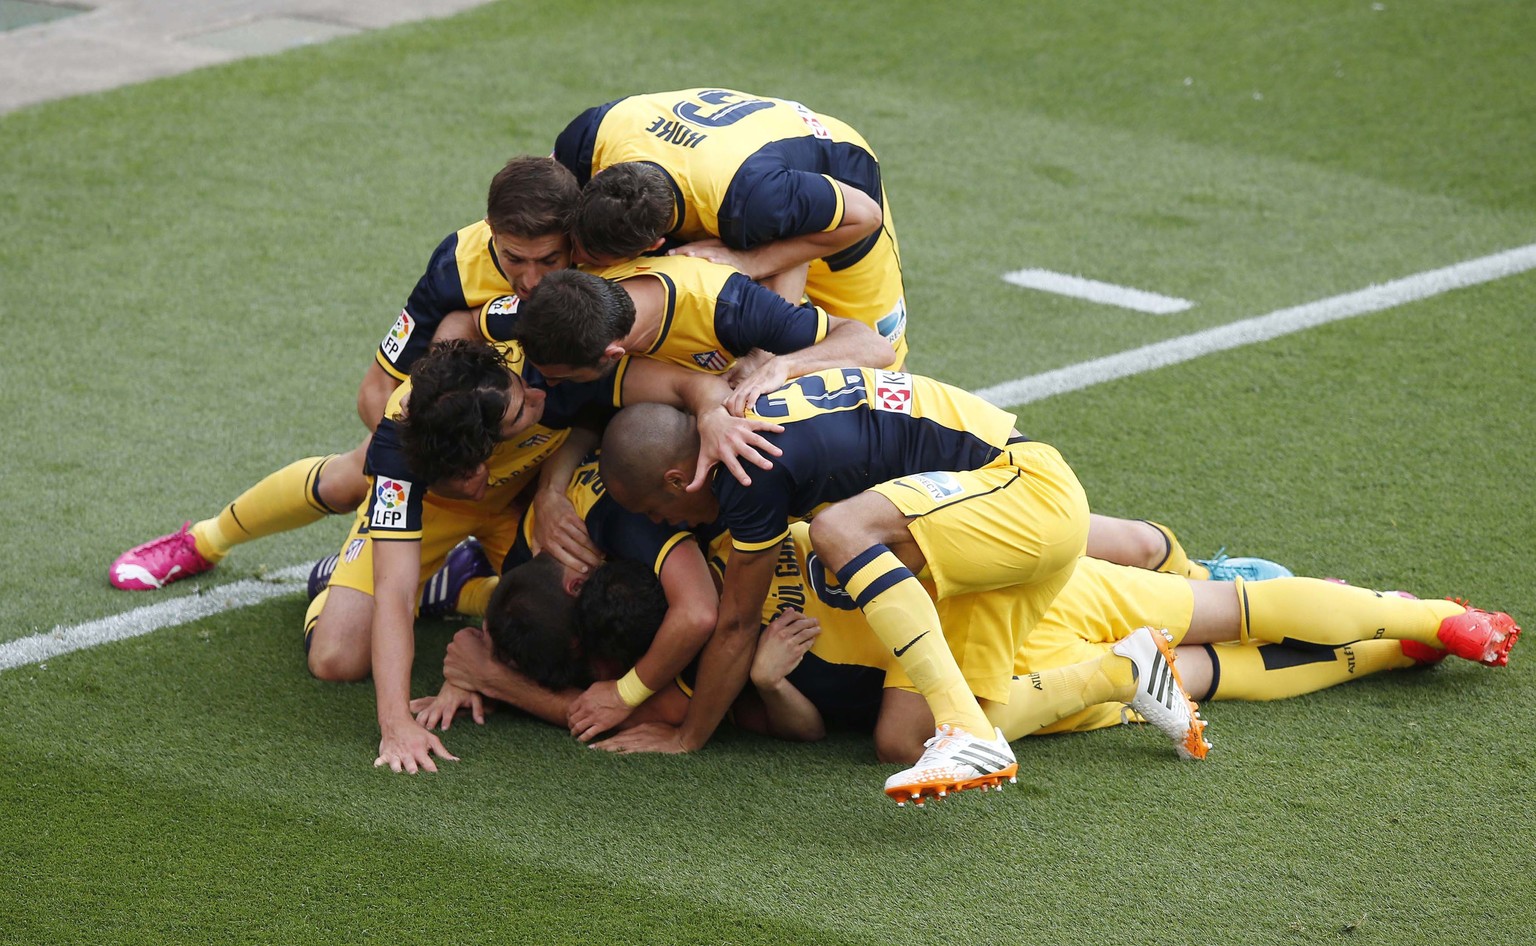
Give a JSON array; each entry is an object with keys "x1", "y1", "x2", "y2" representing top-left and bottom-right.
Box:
[
  {"x1": 486, "y1": 156, "x2": 579, "y2": 239},
  {"x1": 574, "y1": 163, "x2": 675, "y2": 260},
  {"x1": 576, "y1": 559, "x2": 668, "y2": 668},
  {"x1": 515, "y1": 269, "x2": 636, "y2": 368},
  {"x1": 399, "y1": 340, "x2": 512, "y2": 485},
  {"x1": 484, "y1": 554, "x2": 588, "y2": 691}
]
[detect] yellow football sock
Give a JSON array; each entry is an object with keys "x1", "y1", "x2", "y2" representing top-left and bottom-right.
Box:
[
  {"x1": 990, "y1": 651, "x2": 1137, "y2": 739},
  {"x1": 1206, "y1": 640, "x2": 1417, "y2": 701},
  {"x1": 455, "y1": 576, "x2": 497, "y2": 618},
  {"x1": 1239, "y1": 578, "x2": 1463, "y2": 648},
  {"x1": 837, "y1": 546, "x2": 992, "y2": 736},
  {"x1": 191, "y1": 455, "x2": 344, "y2": 562},
  {"x1": 1144, "y1": 520, "x2": 1210, "y2": 580}
]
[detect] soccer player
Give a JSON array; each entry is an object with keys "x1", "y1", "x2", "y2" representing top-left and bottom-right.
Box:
[
  {"x1": 595, "y1": 366, "x2": 1097, "y2": 804},
  {"x1": 408, "y1": 559, "x2": 693, "y2": 734},
  {"x1": 512, "y1": 264, "x2": 895, "y2": 408},
  {"x1": 734, "y1": 523, "x2": 1519, "y2": 775},
  {"x1": 552, "y1": 88, "x2": 910, "y2": 365},
  {"x1": 409, "y1": 449, "x2": 716, "y2": 742},
  {"x1": 319, "y1": 338, "x2": 782, "y2": 774},
  {"x1": 109, "y1": 155, "x2": 580, "y2": 591}
]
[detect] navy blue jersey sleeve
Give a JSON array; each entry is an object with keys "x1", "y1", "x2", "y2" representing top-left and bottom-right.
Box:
[
  {"x1": 584, "y1": 495, "x2": 693, "y2": 574},
  {"x1": 715, "y1": 467, "x2": 794, "y2": 552},
  {"x1": 717, "y1": 164, "x2": 840, "y2": 250},
  {"x1": 362, "y1": 417, "x2": 426, "y2": 540},
  {"x1": 377, "y1": 231, "x2": 472, "y2": 379},
  {"x1": 553, "y1": 101, "x2": 620, "y2": 186},
  {"x1": 712, "y1": 273, "x2": 827, "y2": 357}
]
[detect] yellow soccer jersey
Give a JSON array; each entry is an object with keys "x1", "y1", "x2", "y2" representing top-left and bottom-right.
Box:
[
  {"x1": 555, "y1": 88, "x2": 876, "y2": 247},
  {"x1": 377, "y1": 220, "x2": 520, "y2": 381},
  {"x1": 587, "y1": 255, "x2": 830, "y2": 374},
  {"x1": 554, "y1": 88, "x2": 908, "y2": 360},
  {"x1": 363, "y1": 342, "x2": 569, "y2": 542}
]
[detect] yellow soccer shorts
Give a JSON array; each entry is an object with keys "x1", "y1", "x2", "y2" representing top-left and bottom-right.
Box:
[
  {"x1": 804, "y1": 191, "x2": 909, "y2": 368},
  {"x1": 327, "y1": 497, "x2": 521, "y2": 606}
]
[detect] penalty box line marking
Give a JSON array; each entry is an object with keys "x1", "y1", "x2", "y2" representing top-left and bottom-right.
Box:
[
  {"x1": 5, "y1": 240, "x2": 1536, "y2": 673},
  {"x1": 977, "y1": 242, "x2": 1536, "y2": 407}
]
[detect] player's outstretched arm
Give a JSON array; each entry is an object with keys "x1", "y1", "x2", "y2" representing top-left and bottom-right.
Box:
[
  {"x1": 529, "y1": 428, "x2": 603, "y2": 575},
  {"x1": 371, "y1": 539, "x2": 458, "y2": 773},
  {"x1": 619, "y1": 357, "x2": 784, "y2": 490},
  {"x1": 669, "y1": 181, "x2": 882, "y2": 280},
  {"x1": 724, "y1": 315, "x2": 894, "y2": 416}
]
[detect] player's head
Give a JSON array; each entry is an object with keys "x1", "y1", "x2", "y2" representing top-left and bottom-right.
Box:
[
  {"x1": 598, "y1": 403, "x2": 719, "y2": 527},
  {"x1": 575, "y1": 559, "x2": 668, "y2": 676},
  {"x1": 484, "y1": 553, "x2": 588, "y2": 690},
  {"x1": 485, "y1": 155, "x2": 579, "y2": 299},
  {"x1": 571, "y1": 163, "x2": 673, "y2": 266},
  {"x1": 514, "y1": 269, "x2": 634, "y2": 382},
  {"x1": 400, "y1": 340, "x2": 547, "y2": 487}
]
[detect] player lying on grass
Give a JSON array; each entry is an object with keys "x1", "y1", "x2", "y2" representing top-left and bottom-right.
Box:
[
  {"x1": 553, "y1": 87, "x2": 910, "y2": 364},
  {"x1": 110, "y1": 156, "x2": 582, "y2": 591},
  {"x1": 726, "y1": 523, "x2": 1519, "y2": 782},
  {"x1": 428, "y1": 520, "x2": 1516, "y2": 801}
]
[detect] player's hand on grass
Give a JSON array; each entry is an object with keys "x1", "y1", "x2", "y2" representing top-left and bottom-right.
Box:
[
  {"x1": 442, "y1": 626, "x2": 496, "y2": 693},
  {"x1": 568, "y1": 679, "x2": 634, "y2": 743},
  {"x1": 750, "y1": 608, "x2": 821, "y2": 688},
  {"x1": 410, "y1": 682, "x2": 486, "y2": 731},
  {"x1": 691, "y1": 408, "x2": 783, "y2": 491},
  {"x1": 375, "y1": 718, "x2": 458, "y2": 774},
  {"x1": 531, "y1": 488, "x2": 602, "y2": 575},
  {"x1": 592, "y1": 722, "x2": 689, "y2": 755}
]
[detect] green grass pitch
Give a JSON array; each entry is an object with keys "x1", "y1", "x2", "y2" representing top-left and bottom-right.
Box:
[{"x1": 2, "y1": 1, "x2": 1533, "y2": 943}]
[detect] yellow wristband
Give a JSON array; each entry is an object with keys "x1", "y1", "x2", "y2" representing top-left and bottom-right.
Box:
[{"x1": 616, "y1": 668, "x2": 656, "y2": 708}]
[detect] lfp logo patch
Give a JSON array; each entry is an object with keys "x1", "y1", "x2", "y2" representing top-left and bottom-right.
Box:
[
  {"x1": 380, "y1": 311, "x2": 415, "y2": 363},
  {"x1": 371, "y1": 478, "x2": 410, "y2": 529}
]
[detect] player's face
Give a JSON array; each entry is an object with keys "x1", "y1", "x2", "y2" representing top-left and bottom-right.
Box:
[
  {"x1": 498, "y1": 372, "x2": 547, "y2": 440},
  {"x1": 618, "y1": 480, "x2": 718, "y2": 528},
  {"x1": 570, "y1": 232, "x2": 624, "y2": 269},
  {"x1": 532, "y1": 353, "x2": 621, "y2": 386},
  {"x1": 492, "y1": 230, "x2": 571, "y2": 299}
]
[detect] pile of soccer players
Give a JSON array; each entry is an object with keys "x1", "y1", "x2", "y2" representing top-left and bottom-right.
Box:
[{"x1": 110, "y1": 89, "x2": 1521, "y2": 805}]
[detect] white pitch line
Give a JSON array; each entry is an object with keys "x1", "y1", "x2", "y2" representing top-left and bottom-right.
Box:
[
  {"x1": 6, "y1": 241, "x2": 1536, "y2": 673},
  {"x1": 0, "y1": 566, "x2": 309, "y2": 671},
  {"x1": 1002, "y1": 268, "x2": 1195, "y2": 314},
  {"x1": 978, "y1": 242, "x2": 1536, "y2": 407}
]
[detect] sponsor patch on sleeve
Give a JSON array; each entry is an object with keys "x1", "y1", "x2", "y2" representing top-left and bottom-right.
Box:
[
  {"x1": 370, "y1": 478, "x2": 411, "y2": 529},
  {"x1": 908, "y1": 472, "x2": 965, "y2": 501},
  {"x1": 380, "y1": 311, "x2": 415, "y2": 364},
  {"x1": 873, "y1": 371, "x2": 913, "y2": 414}
]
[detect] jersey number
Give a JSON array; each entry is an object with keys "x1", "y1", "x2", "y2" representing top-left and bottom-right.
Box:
[{"x1": 672, "y1": 90, "x2": 775, "y2": 127}]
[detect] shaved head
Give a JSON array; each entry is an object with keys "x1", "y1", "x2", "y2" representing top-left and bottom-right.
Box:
[{"x1": 599, "y1": 402, "x2": 700, "y2": 502}]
